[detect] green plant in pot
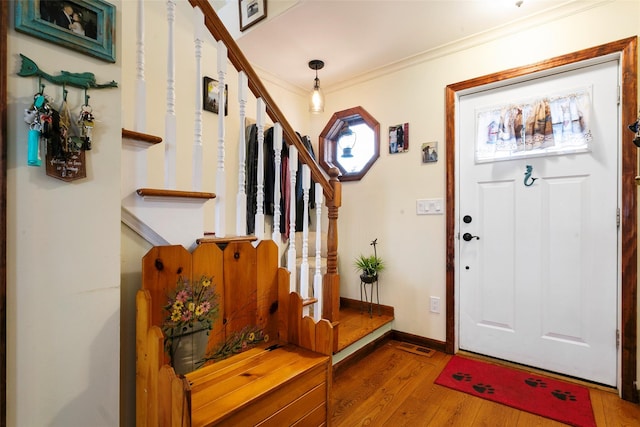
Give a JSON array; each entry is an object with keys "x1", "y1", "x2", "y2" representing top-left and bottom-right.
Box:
[{"x1": 354, "y1": 238, "x2": 384, "y2": 283}]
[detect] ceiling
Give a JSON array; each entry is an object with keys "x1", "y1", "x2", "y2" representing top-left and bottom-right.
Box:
[{"x1": 233, "y1": 0, "x2": 594, "y2": 93}]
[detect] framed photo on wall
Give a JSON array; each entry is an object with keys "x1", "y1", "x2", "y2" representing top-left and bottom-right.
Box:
[
  {"x1": 203, "y1": 76, "x2": 228, "y2": 116},
  {"x1": 421, "y1": 141, "x2": 438, "y2": 163},
  {"x1": 389, "y1": 123, "x2": 409, "y2": 154},
  {"x1": 239, "y1": 0, "x2": 267, "y2": 32},
  {"x1": 15, "y1": 0, "x2": 116, "y2": 63}
]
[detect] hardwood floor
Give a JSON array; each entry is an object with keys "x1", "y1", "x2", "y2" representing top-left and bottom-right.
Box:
[{"x1": 331, "y1": 340, "x2": 640, "y2": 426}]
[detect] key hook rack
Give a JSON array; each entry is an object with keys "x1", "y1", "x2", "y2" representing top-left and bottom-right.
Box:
[{"x1": 18, "y1": 54, "x2": 118, "y2": 182}]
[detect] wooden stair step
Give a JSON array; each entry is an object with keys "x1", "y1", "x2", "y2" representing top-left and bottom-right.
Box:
[
  {"x1": 121, "y1": 128, "x2": 163, "y2": 144},
  {"x1": 197, "y1": 235, "x2": 258, "y2": 245},
  {"x1": 136, "y1": 188, "x2": 216, "y2": 200},
  {"x1": 302, "y1": 298, "x2": 318, "y2": 307}
]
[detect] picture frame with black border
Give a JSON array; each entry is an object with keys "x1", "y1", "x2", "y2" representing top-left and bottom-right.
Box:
[
  {"x1": 15, "y1": 0, "x2": 116, "y2": 63},
  {"x1": 203, "y1": 76, "x2": 228, "y2": 116},
  {"x1": 239, "y1": 0, "x2": 267, "y2": 32}
]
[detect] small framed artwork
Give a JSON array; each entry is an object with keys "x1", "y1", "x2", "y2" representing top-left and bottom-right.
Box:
[
  {"x1": 239, "y1": 0, "x2": 267, "y2": 32},
  {"x1": 421, "y1": 141, "x2": 438, "y2": 163},
  {"x1": 203, "y1": 76, "x2": 228, "y2": 115},
  {"x1": 389, "y1": 123, "x2": 409, "y2": 154},
  {"x1": 15, "y1": 0, "x2": 116, "y2": 63}
]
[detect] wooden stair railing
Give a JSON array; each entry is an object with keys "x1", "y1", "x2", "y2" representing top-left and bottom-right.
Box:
[
  {"x1": 187, "y1": 0, "x2": 331, "y2": 198},
  {"x1": 186, "y1": 0, "x2": 343, "y2": 352}
]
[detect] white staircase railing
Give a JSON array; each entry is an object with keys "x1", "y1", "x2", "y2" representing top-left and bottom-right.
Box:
[{"x1": 122, "y1": 0, "x2": 334, "y2": 320}]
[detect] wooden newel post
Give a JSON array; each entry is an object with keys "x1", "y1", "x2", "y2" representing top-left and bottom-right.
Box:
[{"x1": 324, "y1": 167, "x2": 341, "y2": 352}]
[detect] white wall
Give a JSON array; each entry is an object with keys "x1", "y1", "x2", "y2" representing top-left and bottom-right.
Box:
[
  {"x1": 6, "y1": 1, "x2": 122, "y2": 425},
  {"x1": 309, "y1": 0, "x2": 640, "y2": 346}
]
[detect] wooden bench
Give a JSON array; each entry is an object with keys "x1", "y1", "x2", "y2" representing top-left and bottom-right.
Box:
[{"x1": 136, "y1": 240, "x2": 333, "y2": 426}]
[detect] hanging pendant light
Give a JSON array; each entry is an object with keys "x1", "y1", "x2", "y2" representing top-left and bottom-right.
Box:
[{"x1": 308, "y1": 59, "x2": 325, "y2": 114}]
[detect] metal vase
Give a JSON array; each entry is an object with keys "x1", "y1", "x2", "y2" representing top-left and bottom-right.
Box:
[{"x1": 169, "y1": 322, "x2": 209, "y2": 375}]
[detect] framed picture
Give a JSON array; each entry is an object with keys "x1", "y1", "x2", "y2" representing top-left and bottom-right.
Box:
[
  {"x1": 15, "y1": 0, "x2": 116, "y2": 63},
  {"x1": 239, "y1": 0, "x2": 267, "y2": 32},
  {"x1": 389, "y1": 123, "x2": 409, "y2": 154},
  {"x1": 421, "y1": 141, "x2": 438, "y2": 163},
  {"x1": 203, "y1": 76, "x2": 228, "y2": 116}
]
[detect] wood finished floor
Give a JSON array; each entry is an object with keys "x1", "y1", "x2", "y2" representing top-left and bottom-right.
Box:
[
  {"x1": 331, "y1": 340, "x2": 640, "y2": 426},
  {"x1": 337, "y1": 305, "x2": 394, "y2": 352}
]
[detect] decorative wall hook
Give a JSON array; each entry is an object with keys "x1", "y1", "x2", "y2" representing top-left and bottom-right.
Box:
[
  {"x1": 524, "y1": 165, "x2": 537, "y2": 186},
  {"x1": 17, "y1": 54, "x2": 118, "y2": 89}
]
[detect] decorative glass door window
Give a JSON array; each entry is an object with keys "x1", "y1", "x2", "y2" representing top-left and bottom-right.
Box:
[{"x1": 475, "y1": 87, "x2": 593, "y2": 163}]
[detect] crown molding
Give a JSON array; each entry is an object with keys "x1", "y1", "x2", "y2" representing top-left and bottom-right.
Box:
[{"x1": 327, "y1": 0, "x2": 613, "y2": 93}]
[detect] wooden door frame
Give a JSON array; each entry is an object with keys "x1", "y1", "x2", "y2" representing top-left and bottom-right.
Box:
[
  {"x1": 1, "y1": 0, "x2": 7, "y2": 423},
  {"x1": 445, "y1": 37, "x2": 638, "y2": 403}
]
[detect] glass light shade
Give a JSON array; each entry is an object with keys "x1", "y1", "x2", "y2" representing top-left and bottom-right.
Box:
[{"x1": 309, "y1": 79, "x2": 324, "y2": 113}]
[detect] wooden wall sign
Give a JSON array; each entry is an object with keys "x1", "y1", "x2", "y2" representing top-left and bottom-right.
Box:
[{"x1": 45, "y1": 149, "x2": 86, "y2": 181}]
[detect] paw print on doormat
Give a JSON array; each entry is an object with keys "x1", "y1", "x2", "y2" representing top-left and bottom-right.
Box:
[
  {"x1": 551, "y1": 390, "x2": 577, "y2": 401},
  {"x1": 524, "y1": 378, "x2": 548, "y2": 388},
  {"x1": 452, "y1": 372, "x2": 472, "y2": 382},
  {"x1": 472, "y1": 383, "x2": 495, "y2": 394}
]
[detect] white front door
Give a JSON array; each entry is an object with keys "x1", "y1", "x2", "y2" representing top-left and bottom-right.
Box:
[{"x1": 458, "y1": 58, "x2": 619, "y2": 386}]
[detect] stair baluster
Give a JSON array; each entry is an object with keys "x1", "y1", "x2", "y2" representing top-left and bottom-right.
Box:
[
  {"x1": 287, "y1": 145, "x2": 298, "y2": 292},
  {"x1": 192, "y1": 6, "x2": 204, "y2": 191},
  {"x1": 164, "y1": 0, "x2": 177, "y2": 189},
  {"x1": 314, "y1": 182, "x2": 324, "y2": 321},
  {"x1": 300, "y1": 164, "x2": 311, "y2": 315},
  {"x1": 272, "y1": 123, "x2": 283, "y2": 250},
  {"x1": 236, "y1": 71, "x2": 248, "y2": 236},
  {"x1": 214, "y1": 41, "x2": 227, "y2": 237},
  {"x1": 135, "y1": 0, "x2": 146, "y2": 131},
  {"x1": 255, "y1": 98, "x2": 266, "y2": 240}
]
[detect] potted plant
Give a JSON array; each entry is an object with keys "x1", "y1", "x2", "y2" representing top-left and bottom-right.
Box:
[
  {"x1": 163, "y1": 275, "x2": 220, "y2": 375},
  {"x1": 354, "y1": 238, "x2": 384, "y2": 283}
]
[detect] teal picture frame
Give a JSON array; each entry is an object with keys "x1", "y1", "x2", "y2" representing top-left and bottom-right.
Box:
[{"x1": 15, "y1": 0, "x2": 115, "y2": 63}]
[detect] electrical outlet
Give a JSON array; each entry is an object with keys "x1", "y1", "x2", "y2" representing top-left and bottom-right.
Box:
[{"x1": 430, "y1": 296, "x2": 440, "y2": 313}]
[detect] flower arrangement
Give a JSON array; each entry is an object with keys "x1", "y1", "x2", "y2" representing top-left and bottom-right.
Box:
[{"x1": 162, "y1": 275, "x2": 220, "y2": 339}]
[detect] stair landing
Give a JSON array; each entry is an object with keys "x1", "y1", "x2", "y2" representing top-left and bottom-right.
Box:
[{"x1": 337, "y1": 297, "x2": 394, "y2": 352}]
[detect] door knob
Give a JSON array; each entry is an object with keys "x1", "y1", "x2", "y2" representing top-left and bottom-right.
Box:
[{"x1": 462, "y1": 232, "x2": 480, "y2": 241}]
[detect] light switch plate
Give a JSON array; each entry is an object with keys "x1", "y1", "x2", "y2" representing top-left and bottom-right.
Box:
[{"x1": 416, "y1": 198, "x2": 443, "y2": 215}]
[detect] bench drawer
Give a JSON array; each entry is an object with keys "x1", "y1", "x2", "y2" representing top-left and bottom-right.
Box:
[{"x1": 190, "y1": 349, "x2": 330, "y2": 427}]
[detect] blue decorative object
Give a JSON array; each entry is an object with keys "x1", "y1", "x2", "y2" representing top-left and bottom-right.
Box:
[
  {"x1": 15, "y1": 0, "x2": 116, "y2": 63},
  {"x1": 524, "y1": 164, "x2": 538, "y2": 187},
  {"x1": 18, "y1": 54, "x2": 117, "y2": 89}
]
